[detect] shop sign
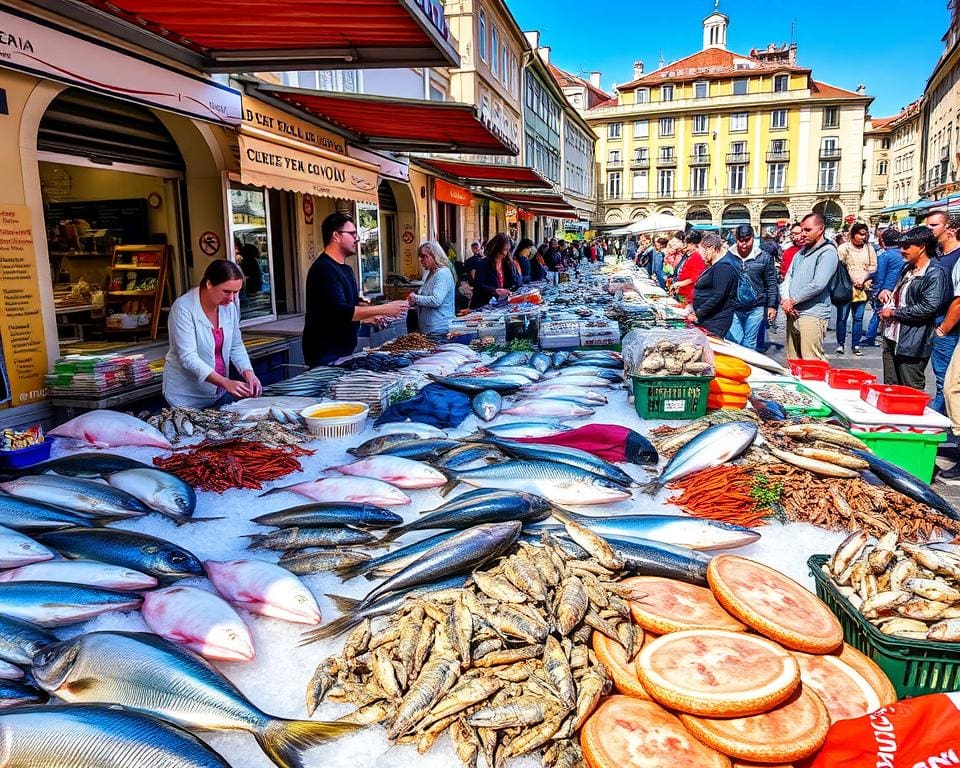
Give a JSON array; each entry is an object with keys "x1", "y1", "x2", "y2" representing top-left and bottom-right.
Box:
[
  {"x1": 242, "y1": 96, "x2": 345, "y2": 155},
  {"x1": 238, "y1": 134, "x2": 377, "y2": 204},
  {"x1": 0, "y1": 9, "x2": 241, "y2": 125},
  {"x1": 414, "y1": 0, "x2": 450, "y2": 40},
  {"x1": 435, "y1": 179, "x2": 472, "y2": 207},
  {"x1": 0, "y1": 205, "x2": 47, "y2": 406},
  {"x1": 198, "y1": 231, "x2": 221, "y2": 256}
]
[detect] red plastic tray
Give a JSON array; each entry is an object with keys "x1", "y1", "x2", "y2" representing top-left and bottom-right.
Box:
[
  {"x1": 859, "y1": 383, "x2": 931, "y2": 416},
  {"x1": 787, "y1": 359, "x2": 830, "y2": 381},
  {"x1": 826, "y1": 367, "x2": 877, "y2": 390}
]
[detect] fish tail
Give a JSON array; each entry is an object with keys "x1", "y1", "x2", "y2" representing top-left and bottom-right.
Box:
[
  {"x1": 375, "y1": 526, "x2": 406, "y2": 545},
  {"x1": 259, "y1": 718, "x2": 362, "y2": 768},
  {"x1": 173, "y1": 515, "x2": 225, "y2": 526},
  {"x1": 299, "y1": 614, "x2": 361, "y2": 644},
  {"x1": 332, "y1": 559, "x2": 373, "y2": 580},
  {"x1": 258, "y1": 486, "x2": 285, "y2": 498},
  {"x1": 325, "y1": 592, "x2": 362, "y2": 612},
  {"x1": 439, "y1": 472, "x2": 460, "y2": 497},
  {"x1": 638, "y1": 479, "x2": 661, "y2": 496}
]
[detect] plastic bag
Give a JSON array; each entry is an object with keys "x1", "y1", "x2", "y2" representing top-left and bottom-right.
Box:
[
  {"x1": 809, "y1": 692, "x2": 960, "y2": 768},
  {"x1": 622, "y1": 327, "x2": 715, "y2": 377}
]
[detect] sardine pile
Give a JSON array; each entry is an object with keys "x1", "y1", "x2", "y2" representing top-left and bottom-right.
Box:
[
  {"x1": 826, "y1": 530, "x2": 960, "y2": 642},
  {"x1": 308, "y1": 535, "x2": 646, "y2": 767}
]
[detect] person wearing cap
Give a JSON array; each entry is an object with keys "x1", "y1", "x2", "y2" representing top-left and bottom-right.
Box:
[
  {"x1": 876, "y1": 226, "x2": 949, "y2": 390},
  {"x1": 726, "y1": 224, "x2": 779, "y2": 351},
  {"x1": 780, "y1": 212, "x2": 840, "y2": 360}
]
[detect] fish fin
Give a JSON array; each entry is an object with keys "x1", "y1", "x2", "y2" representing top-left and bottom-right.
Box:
[
  {"x1": 331, "y1": 560, "x2": 372, "y2": 580},
  {"x1": 439, "y1": 473, "x2": 460, "y2": 498},
  {"x1": 549, "y1": 507, "x2": 574, "y2": 525},
  {"x1": 325, "y1": 593, "x2": 362, "y2": 612},
  {"x1": 299, "y1": 614, "x2": 361, "y2": 645},
  {"x1": 258, "y1": 718, "x2": 361, "y2": 768},
  {"x1": 64, "y1": 677, "x2": 99, "y2": 695},
  {"x1": 172, "y1": 515, "x2": 225, "y2": 526},
  {"x1": 375, "y1": 527, "x2": 405, "y2": 545}
]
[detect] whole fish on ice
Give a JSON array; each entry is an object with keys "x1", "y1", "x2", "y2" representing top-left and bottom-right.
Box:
[
  {"x1": 261, "y1": 476, "x2": 411, "y2": 507},
  {"x1": 27, "y1": 452, "x2": 152, "y2": 478},
  {"x1": 31, "y1": 632, "x2": 358, "y2": 768},
  {"x1": 105, "y1": 467, "x2": 197, "y2": 519},
  {"x1": 0, "y1": 704, "x2": 232, "y2": 768},
  {"x1": 852, "y1": 449, "x2": 960, "y2": 523},
  {"x1": 0, "y1": 523, "x2": 54, "y2": 568},
  {"x1": 142, "y1": 585, "x2": 254, "y2": 662},
  {"x1": 251, "y1": 502, "x2": 402, "y2": 529},
  {"x1": 0, "y1": 582, "x2": 141, "y2": 627},
  {"x1": 0, "y1": 475, "x2": 150, "y2": 519},
  {"x1": 472, "y1": 390, "x2": 503, "y2": 422},
  {"x1": 500, "y1": 400, "x2": 595, "y2": 418},
  {"x1": 36, "y1": 527, "x2": 204, "y2": 582},
  {"x1": 0, "y1": 558, "x2": 157, "y2": 590},
  {"x1": 0, "y1": 493, "x2": 96, "y2": 532},
  {"x1": 480, "y1": 421, "x2": 570, "y2": 438},
  {"x1": 204, "y1": 558, "x2": 322, "y2": 625},
  {"x1": 0, "y1": 613, "x2": 56, "y2": 665},
  {"x1": 642, "y1": 421, "x2": 758, "y2": 492},
  {"x1": 480, "y1": 438, "x2": 635, "y2": 487},
  {"x1": 47, "y1": 410, "x2": 171, "y2": 448},
  {"x1": 330, "y1": 455, "x2": 447, "y2": 490}
]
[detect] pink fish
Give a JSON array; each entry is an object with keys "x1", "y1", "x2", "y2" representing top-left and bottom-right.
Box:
[
  {"x1": 48, "y1": 410, "x2": 171, "y2": 448},
  {"x1": 142, "y1": 585, "x2": 254, "y2": 662},
  {"x1": 261, "y1": 476, "x2": 410, "y2": 507},
  {"x1": 330, "y1": 456, "x2": 447, "y2": 489},
  {"x1": 501, "y1": 399, "x2": 595, "y2": 418},
  {"x1": 204, "y1": 559, "x2": 322, "y2": 625}
]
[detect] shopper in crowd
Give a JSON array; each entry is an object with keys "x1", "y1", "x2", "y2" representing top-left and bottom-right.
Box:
[
  {"x1": 238, "y1": 243, "x2": 263, "y2": 295},
  {"x1": 662, "y1": 237, "x2": 685, "y2": 287},
  {"x1": 625, "y1": 236, "x2": 638, "y2": 264},
  {"x1": 512, "y1": 238, "x2": 534, "y2": 285},
  {"x1": 302, "y1": 212, "x2": 407, "y2": 367},
  {"x1": 862, "y1": 228, "x2": 906, "y2": 347},
  {"x1": 650, "y1": 236, "x2": 669, "y2": 289},
  {"x1": 877, "y1": 226, "x2": 949, "y2": 389},
  {"x1": 834, "y1": 222, "x2": 877, "y2": 356},
  {"x1": 671, "y1": 230, "x2": 705, "y2": 306},
  {"x1": 408, "y1": 240, "x2": 455, "y2": 336},
  {"x1": 470, "y1": 233, "x2": 517, "y2": 308},
  {"x1": 688, "y1": 233, "x2": 738, "y2": 338},
  {"x1": 781, "y1": 212, "x2": 840, "y2": 360},
  {"x1": 463, "y1": 240, "x2": 484, "y2": 285},
  {"x1": 780, "y1": 223, "x2": 804, "y2": 279},
  {"x1": 637, "y1": 234, "x2": 653, "y2": 272},
  {"x1": 939, "y1": 261, "x2": 960, "y2": 466},
  {"x1": 163, "y1": 259, "x2": 262, "y2": 408},
  {"x1": 545, "y1": 238, "x2": 562, "y2": 270},
  {"x1": 726, "y1": 224, "x2": 779, "y2": 351},
  {"x1": 531, "y1": 244, "x2": 549, "y2": 281},
  {"x1": 924, "y1": 211, "x2": 960, "y2": 413}
]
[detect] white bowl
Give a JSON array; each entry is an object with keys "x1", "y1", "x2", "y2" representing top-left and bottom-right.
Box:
[{"x1": 300, "y1": 401, "x2": 369, "y2": 438}]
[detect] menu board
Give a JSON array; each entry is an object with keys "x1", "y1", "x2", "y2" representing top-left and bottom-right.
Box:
[
  {"x1": 45, "y1": 198, "x2": 149, "y2": 248},
  {"x1": 0, "y1": 205, "x2": 48, "y2": 406}
]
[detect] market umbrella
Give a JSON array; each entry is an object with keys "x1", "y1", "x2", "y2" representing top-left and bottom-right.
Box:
[{"x1": 626, "y1": 213, "x2": 687, "y2": 234}]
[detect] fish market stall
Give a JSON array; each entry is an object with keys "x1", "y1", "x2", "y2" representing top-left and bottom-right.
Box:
[{"x1": 3, "y1": 275, "x2": 960, "y2": 765}]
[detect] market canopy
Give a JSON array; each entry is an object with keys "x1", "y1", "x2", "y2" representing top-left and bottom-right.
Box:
[
  {"x1": 39, "y1": 0, "x2": 460, "y2": 71},
  {"x1": 416, "y1": 159, "x2": 553, "y2": 188},
  {"x1": 501, "y1": 192, "x2": 579, "y2": 219},
  {"x1": 256, "y1": 86, "x2": 518, "y2": 155},
  {"x1": 626, "y1": 213, "x2": 688, "y2": 234}
]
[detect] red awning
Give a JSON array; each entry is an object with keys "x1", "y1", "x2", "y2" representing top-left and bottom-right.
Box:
[
  {"x1": 502, "y1": 192, "x2": 580, "y2": 219},
  {"x1": 256, "y1": 85, "x2": 517, "y2": 155},
  {"x1": 417, "y1": 159, "x2": 553, "y2": 188},
  {"x1": 50, "y1": 0, "x2": 459, "y2": 70}
]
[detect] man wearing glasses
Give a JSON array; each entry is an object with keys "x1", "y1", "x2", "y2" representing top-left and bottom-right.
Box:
[{"x1": 302, "y1": 211, "x2": 407, "y2": 367}]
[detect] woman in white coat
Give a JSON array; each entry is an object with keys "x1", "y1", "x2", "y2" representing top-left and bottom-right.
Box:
[
  {"x1": 408, "y1": 240, "x2": 456, "y2": 335},
  {"x1": 163, "y1": 260, "x2": 262, "y2": 408}
]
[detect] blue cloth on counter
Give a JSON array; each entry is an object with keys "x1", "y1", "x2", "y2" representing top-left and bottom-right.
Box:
[{"x1": 375, "y1": 383, "x2": 472, "y2": 428}]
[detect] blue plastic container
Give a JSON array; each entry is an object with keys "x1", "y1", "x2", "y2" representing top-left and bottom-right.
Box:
[{"x1": 0, "y1": 439, "x2": 53, "y2": 469}]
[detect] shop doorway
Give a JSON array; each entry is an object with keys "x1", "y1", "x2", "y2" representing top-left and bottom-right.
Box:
[{"x1": 228, "y1": 187, "x2": 277, "y2": 323}]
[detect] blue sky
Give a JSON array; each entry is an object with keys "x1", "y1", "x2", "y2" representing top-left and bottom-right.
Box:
[{"x1": 506, "y1": 0, "x2": 946, "y2": 117}]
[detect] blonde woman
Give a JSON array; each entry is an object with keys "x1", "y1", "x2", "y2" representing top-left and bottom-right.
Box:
[{"x1": 408, "y1": 240, "x2": 455, "y2": 335}]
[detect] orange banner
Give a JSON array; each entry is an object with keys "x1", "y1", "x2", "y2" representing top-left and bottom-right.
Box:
[{"x1": 435, "y1": 178, "x2": 473, "y2": 206}]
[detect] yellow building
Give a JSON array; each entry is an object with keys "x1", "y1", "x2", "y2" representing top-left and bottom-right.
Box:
[
  {"x1": 862, "y1": 116, "x2": 894, "y2": 223},
  {"x1": 586, "y1": 8, "x2": 872, "y2": 235}
]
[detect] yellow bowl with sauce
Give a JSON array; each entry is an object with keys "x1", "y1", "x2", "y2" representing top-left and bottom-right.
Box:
[{"x1": 300, "y1": 401, "x2": 370, "y2": 438}]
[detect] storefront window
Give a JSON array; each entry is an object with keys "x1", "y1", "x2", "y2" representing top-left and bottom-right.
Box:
[
  {"x1": 357, "y1": 202, "x2": 383, "y2": 297},
  {"x1": 229, "y1": 188, "x2": 275, "y2": 322}
]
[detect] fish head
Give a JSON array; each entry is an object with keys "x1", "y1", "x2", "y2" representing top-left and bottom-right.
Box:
[
  {"x1": 201, "y1": 621, "x2": 256, "y2": 662},
  {"x1": 0, "y1": 537, "x2": 53, "y2": 566},
  {"x1": 143, "y1": 543, "x2": 204, "y2": 580},
  {"x1": 31, "y1": 636, "x2": 83, "y2": 694},
  {"x1": 521, "y1": 493, "x2": 555, "y2": 520}
]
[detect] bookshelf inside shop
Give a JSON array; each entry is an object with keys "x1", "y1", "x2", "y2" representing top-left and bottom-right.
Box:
[{"x1": 105, "y1": 244, "x2": 171, "y2": 341}]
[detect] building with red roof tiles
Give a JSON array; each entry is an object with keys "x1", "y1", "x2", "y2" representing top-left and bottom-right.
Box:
[{"x1": 584, "y1": 4, "x2": 871, "y2": 236}]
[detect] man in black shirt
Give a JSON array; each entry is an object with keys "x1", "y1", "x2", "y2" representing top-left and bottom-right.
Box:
[
  {"x1": 463, "y1": 241, "x2": 484, "y2": 285},
  {"x1": 302, "y1": 212, "x2": 407, "y2": 367}
]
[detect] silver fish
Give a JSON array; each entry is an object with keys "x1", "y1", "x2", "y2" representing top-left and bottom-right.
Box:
[
  {"x1": 0, "y1": 493, "x2": 96, "y2": 532},
  {"x1": 106, "y1": 468, "x2": 197, "y2": 519},
  {"x1": 531, "y1": 514, "x2": 759, "y2": 551},
  {"x1": 472, "y1": 390, "x2": 503, "y2": 422},
  {"x1": 0, "y1": 582, "x2": 141, "y2": 627},
  {"x1": 0, "y1": 475, "x2": 149, "y2": 518},
  {"x1": 31, "y1": 631, "x2": 359, "y2": 768},
  {"x1": 480, "y1": 421, "x2": 570, "y2": 438},
  {"x1": 0, "y1": 704, "x2": 231, "y2": 767},
  {"x1": 644, "y1": 421, "x2": 758, "y2": 490}
]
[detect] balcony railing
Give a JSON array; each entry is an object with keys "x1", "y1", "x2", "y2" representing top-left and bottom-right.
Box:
[
  {"x1": 630, "y1": 159, "x2": 650, "y2": 169},
  {"x1": 631, "y1": 191, "x2": 650, "y2": 199},
  {"x1": 689, "y1": 153, "x2": 711, "y2": 165},
  {"x1": 607, "y1": 160, "x2": 623, "y2": 168},
  {"x1": 656, "y1": 189, "x2": 675, "y2": 198},
  {"x1": 817, "y1": 182, "x2": 840, "y2": 192},
  {"x1": 688, "y1": 189, "x2": 711, "y2": 197},
  {"x1": 726, "y1": 153, "x2": 750, "y2": 164},
  {"x1": 819, "y1": 148, "x2": 841, "y2": 160},
  {"x1": 725, "y1": 187, "x2": 750, "y2": 196},
  {"x1": 655, "y1": 156, "x2": 677, "y2": 167},
  {"x1": 766, "y1": 151, "x2": 790, "y2": 162},
  {"x1": 764, "y1": 185, "x2": 789, "y2": 195}
]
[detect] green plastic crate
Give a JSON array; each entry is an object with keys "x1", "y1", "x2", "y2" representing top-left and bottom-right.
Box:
[
  {"x1": 631, "y1": 375, "x2": 710, "y2": 420},
  {"x1": 808, "y1": 554, "x2": 960, "y2": 698},
  {"x1": 750, "y1": 381, "x2": 833, "y2": 418},
  {"x1": 851, "y1": 430, "x2": 947, "y2": 483}
]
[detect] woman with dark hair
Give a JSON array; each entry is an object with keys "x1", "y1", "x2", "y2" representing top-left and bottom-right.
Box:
[
  {"x1": 530, "y1": 244, "x2": 549, "y2": 282},
  {"x1": 238, "y1": 243, "x2": 263, "y2": 294},
  {"x1": 513, "y1": 238, "x2": 534, "y2": 285},
  {"x1": 877, "y1": 226, "x2": 950, "y2": 389},
  {"x1": 687, "y1": 233, "x2": 739, "y2": 338},
  {"x1": 836, "y1": 221, "x2": 877, "y2": 355},
  {"x1": 162, "y1": 259, "x2": 262, "y2": 407},
  {"x1": 470, "y1": 233, "x2": 518, "y2": 308}
]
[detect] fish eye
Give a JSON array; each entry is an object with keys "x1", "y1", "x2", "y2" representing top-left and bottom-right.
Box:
[
  {"x1": 168, "y1": 552, "x2": 188, "y2": 565},
  {"x1": 34, "y1": 650, "x2": 54, "y2": 665}
]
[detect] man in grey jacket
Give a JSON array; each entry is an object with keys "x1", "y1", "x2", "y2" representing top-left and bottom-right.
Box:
[{"x1": 780, "y1": 212, "x2": 839, "y2": 361}]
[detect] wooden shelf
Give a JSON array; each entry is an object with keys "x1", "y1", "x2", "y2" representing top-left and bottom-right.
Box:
[
  {"x1": 108, "y1": 290, "x2": 156, "y2": 297},
  {"x1": 108, "y1": 244, "x2": 170, "y2": 341},
  {"x1": 111, "y1": 265, "x2": 160, "y2": 271},
  {"x1": 49, "y1": 251, "x2": 111, "y2": 257}
]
